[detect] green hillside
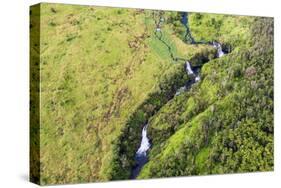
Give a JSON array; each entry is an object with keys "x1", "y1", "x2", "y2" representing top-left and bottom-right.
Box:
[
  {"x1": 30, "y1": 3, "x2": 273, "y2": 185},
  {"x1": 139, "y1": 16, "x2": 273, "y2": 178}
]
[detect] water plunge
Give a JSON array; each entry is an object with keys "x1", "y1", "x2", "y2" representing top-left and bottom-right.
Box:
[
  {"x1": 136, "y1": 124, "x2": 150, "y2": 155},
  {"x1": 131, "y1": 12, "x2": 226, "y2": 179},
  {"x1": 131, "y1": 124, "x2": 150, "y2": 179},
  {"x1": 131, "y1": 43, "x2": 225, "y2": 178},
  {"x1": 213, "y1": 42, "x2": 225, "y2": 57},
  {"x1": 185, "y1": 61, "x2": 194, "y2": 75}
]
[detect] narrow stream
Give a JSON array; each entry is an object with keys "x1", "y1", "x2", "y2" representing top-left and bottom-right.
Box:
[
  {"x1": 130, "y1": 12, "x2": 225, "y2": 179},
  {"x1": 181, "y1": 12, "x2": 195, "y2": 43}
]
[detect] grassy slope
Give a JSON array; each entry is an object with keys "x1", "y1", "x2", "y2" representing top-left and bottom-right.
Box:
[
  {"x1": 138, "y1": 14, "x2": 273, "y2": 178},
  {"x1": 36, "y1": 4, "x2": 215, "y2": 184}
]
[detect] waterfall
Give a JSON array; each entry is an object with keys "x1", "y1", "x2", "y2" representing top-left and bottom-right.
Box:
[
  {"x1": 195, "y1": 75, "x2": 200, "y2": 82},
  {"x1": 131, "y1": 124, "x2": 150, "y2": 179},
  {"x1": 185, "y1": 61, "x2": 194, "y2": 75},
  {"x1": 175, "y1": 62, "x2": 200, "y2": 96},
  {"x1": 131, "y1": 13, "x2": 228, "y2": 179},
  {"x1": 136, "y1": 124, "x2": 150, "y2": 156},
  {"x1": 213, "y1": 42, "x2": 225, "y2": 57}
]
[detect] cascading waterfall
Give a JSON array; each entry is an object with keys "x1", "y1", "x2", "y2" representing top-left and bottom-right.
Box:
[
  {"x1": 131, "y1": 12, "x2": 227, "y2": 179},
  {"x1": 185, "y1": 61, "x2": 194, "y2": 75},
  {"x1": 185, "y1": 61, "x2": 200, "y2": 82},
  {"x1": 175, "y1": 61, "x2": 200, "y2": 96},
  {"x1": 175, "y1": 42, "x2": 225, "y2": 96},
  {"x1": 131, "y1": 124, "x2": 150, "y2": 179},
  {"x1": 213, "y1": 41, "x2": 225, "y2": 57},
  {"x1": 136, "y1": 124, "x2": 150, "y2": 155}
]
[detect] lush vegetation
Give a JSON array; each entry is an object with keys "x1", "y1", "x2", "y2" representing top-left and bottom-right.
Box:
[
  {"x1": 31, "y1": 3, "x2": 216, "y2": 185},
  {"x1": 138, "y1": 15, "x2": 273, "y2": 178},
  {"x1": 30, "y1": 3, "x2": 273, "y2": 185}
]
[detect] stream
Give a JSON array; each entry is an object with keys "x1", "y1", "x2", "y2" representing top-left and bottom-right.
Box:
[
  {"x1": 130, "y1": 12, "x2": 225, "y2": 179},
  {"x1": 181, "y1": 12, "x2": 195, "y2": 44}
]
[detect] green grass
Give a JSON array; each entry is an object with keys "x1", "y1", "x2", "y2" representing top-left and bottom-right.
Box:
[
  {"x1": 189, "y1": 13, "x2": 254, "y2": 49},
  {"x1": 30, "y1": 3, "x2": 273, "y2": 185},
  {"x1": 31, "y1": 3, "x2": 218, "y2": 185},
  {"x1": 38, "y1": 4, "x2": 173, "y2": 184},
  {"x1": 138, "y1": 16, "x2": 273, "y2": 179}
]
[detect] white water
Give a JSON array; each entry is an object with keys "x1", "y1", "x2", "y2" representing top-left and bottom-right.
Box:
[
  {"x1": 185, "y1": 61, "x2": 194, "y2": 75},
  {"x1": 136, "y1": 124, "x2": 150, "y2": 156},
  {"x1": 213, "y1": 42, "x2": 225, "y2": 57},
  {"x1": 175, "y1": 86, "x2": 187, "y2": 96},
  {"x1": 195, "y1": 75, "x2": 200, "y2": 82},
  {"x1": 176, "y1": 61, "x2": 199, "y2": 96},
  {"x1": 133, "y1": 40, "x2": 226, "y2": 178}
]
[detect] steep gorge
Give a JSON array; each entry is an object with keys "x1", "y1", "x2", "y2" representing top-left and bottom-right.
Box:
[
  {"x1": 110, "y1": 13, "x2": 273, "y2": 180},
  {"x1": 109, "y1": 11, "x2": 230, "y2": 180},
  {"x1": 139, "y1": 16, "x2": 273, "y2": 178}
]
